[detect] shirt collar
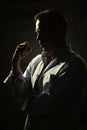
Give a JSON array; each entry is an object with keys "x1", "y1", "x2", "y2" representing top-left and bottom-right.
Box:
[{"x1": 41, "y1": 44, "x2": 72, "y2": 61}]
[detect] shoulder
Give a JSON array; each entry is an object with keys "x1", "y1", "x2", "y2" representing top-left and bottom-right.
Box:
[
  {"x1": 65, "y1": 52, "x2": 87, "y2": 77},
  {"x1": 65, "y1": 44, "x2": 87, "y2": 70},
  {"x1": 69, "y1": 52, "x2": 87, "y2": 71},
  {"x1": 60, "y1": 51, "x2": 87, "y2": 78}
]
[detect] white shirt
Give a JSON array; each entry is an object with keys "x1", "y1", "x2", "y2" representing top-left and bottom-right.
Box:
[{"x1": 4, "y1": 44, "x2": 87, "y2": 111}]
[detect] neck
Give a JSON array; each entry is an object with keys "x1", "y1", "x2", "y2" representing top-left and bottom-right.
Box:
[{"x1": 43, "y1": 42, "x2": 66, "y2": 54}]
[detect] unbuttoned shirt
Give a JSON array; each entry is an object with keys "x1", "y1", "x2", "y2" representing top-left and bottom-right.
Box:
[{"x1": 4, "y1": 44, "x2": 87, "y2": 111}]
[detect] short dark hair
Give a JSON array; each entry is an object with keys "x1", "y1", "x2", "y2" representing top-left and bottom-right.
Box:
[{"x1": 34, "y1": 9, "x2": 68, "y2": 36}]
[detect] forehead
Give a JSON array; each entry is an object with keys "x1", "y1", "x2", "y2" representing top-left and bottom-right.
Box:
[
  {"x1": 35, "y1": 19, "x2": 40, "y2": 30},
  {"x1": 35, "y1": 19, "x2": 47, "y2": 32},
  {"x1": 35, "y1": 19, "x2": 50, "y2": 32}
]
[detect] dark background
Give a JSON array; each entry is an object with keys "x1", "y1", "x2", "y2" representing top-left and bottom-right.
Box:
[{"x1": 0, "y1": 0, "x2": 87, "y2": 129}]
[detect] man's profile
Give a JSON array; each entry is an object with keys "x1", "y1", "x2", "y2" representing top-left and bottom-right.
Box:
[{"x1": 4, "y1": 9, "x2": 87, "y2": 130}]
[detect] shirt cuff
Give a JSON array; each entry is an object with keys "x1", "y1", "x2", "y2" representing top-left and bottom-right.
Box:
[{"x1": 3, "y1": 70, "x2": 24, "y2": 87}]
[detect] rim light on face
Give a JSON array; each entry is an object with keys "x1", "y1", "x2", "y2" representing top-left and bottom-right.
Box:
[{"x1": 36, "y1": 19, "x2": 40, "y2": 31}]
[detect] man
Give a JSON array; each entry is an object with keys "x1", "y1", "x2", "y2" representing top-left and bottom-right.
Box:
[{"x1": 4, "y1": 9, "x2": 87, "y2": 130}]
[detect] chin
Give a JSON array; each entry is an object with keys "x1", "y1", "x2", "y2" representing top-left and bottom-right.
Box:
[{"x1": 39, "y1": 42, "x2": 47, "y2": 49}]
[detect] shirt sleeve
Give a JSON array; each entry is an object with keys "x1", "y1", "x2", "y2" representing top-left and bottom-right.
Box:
[{"x1": 3, "y1": 62, "x2": 32, "y2": 102}]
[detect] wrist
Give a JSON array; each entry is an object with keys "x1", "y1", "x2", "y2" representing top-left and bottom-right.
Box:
[{"x1": 12, "y1": 63, "x2": 21, "y2": 77}]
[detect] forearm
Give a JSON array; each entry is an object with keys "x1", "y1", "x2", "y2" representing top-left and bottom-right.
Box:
[
  {"x1": 11, "y1": 42, "x2": 32, "y2": 77},
  {"x1": 11, "y1": 60, "x2": 21, "y2": 78}
]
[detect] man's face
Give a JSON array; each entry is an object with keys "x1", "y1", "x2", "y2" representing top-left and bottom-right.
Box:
[{"x1": 35, "y1": 19, "x2": 53, "y2": 50}]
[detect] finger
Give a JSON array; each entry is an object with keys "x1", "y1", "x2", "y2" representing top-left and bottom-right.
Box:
[
  {"x1": 19, "y1": 41, "x2": 30, "y2": 47},
  {"x1": 18, "y1": 42, "x2": 31, "y2": 50}
]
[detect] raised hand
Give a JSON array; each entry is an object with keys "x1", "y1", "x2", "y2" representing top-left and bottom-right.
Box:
[{"x1": 12, "y1": 41, "x2": 32, "y2": 77}]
